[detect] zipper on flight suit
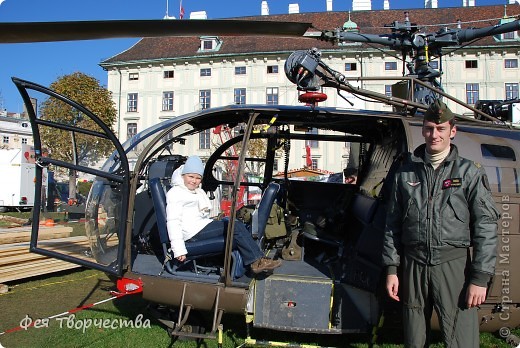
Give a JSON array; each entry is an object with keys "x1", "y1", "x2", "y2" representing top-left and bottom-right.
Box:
[
  {"x1": 425, "y1": 164, "x2": 434, "y2": 264},
  {"x1": 427, "y1": 163, "x2": 448, "y2": 264}
]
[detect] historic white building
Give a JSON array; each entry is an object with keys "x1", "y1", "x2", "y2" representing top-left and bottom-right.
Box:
[
  {"x1": 0, "y1": 111, "x2": 33, "y2": 150},
  {"x1": 100, "y1": 4, "x2": 520, "y2": 173}
]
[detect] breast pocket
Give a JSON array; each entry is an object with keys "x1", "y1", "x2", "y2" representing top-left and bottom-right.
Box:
[
  {"x1": 441, "y1": 193, "x2": 470, "y2": 246},
  {"x1": 401, "y1": 198, "x2": 423, "y2": 245}
]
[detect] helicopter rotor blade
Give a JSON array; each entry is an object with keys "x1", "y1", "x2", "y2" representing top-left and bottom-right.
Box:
[{"x1": 0, "y1": 19, "x2": 313, "y2": 44}]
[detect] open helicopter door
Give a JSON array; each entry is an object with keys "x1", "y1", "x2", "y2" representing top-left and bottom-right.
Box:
[{"x1": 12, "y1": 77, "x2": 130, "y2": 276}]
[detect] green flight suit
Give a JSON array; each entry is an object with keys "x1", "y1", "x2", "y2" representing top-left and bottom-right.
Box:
[{"x1": 382, "y1": 144, "x2": 499, "y2": 348}]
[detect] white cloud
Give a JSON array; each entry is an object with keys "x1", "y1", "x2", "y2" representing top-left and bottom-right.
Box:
[{"x1": 0, "y1": 0, "x2": 6, "y2": 6}]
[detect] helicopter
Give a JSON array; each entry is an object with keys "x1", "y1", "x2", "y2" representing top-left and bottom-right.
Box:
[{"x1": 4, "y1": 6, "x2": 520, "y2": 347}]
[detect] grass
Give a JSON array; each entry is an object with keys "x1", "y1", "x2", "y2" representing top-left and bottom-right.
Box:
[
  {"x1": 0, "y1": 211, "x2": 86, "y2": 237},
  {"x1": 0, "y1": 212, "x2": 518, "y2": 347},
  {"x1": 0, "y1": 269, "x2": 518, "y2": 348}
]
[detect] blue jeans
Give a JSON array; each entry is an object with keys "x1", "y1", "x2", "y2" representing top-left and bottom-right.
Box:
[{"x1": 188, "y1": 220, "x2": 263, "y2": 265}]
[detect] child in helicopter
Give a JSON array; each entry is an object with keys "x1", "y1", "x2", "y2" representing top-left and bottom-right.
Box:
[{"x1": 165, "y1": 155, "x2": 282, "y2": 274}]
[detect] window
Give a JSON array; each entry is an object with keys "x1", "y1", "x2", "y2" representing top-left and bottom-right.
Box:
[
  {"x1": 2, "y1": 136, "x2": 9, "y2": 144},
  {"x1": 266, "y1": 87, "x2": 278, "y2": 105},
  {"x1": 385, "y1": 85, "x2": 393, "y2": 97},
  {"x1": 481, "y1": 144, "x2": 516, "y2": 161},
  {"x1": 200, "y1": 68, "x2": 211, "y2": 77},
  {"x1": 429, "y1": 61, "x2": 439, "y2": 69},
  {"x1": 127, "y1": 123, "x2": 137, "y2": 140},
  {"x1": 505, "y1": 83, "x2": 519, "y2": 100},
  {"x1": 306, "y1": 128, "x2": 319, "y2": 148},
  {"x1": 465, "y1": 60, "x2": 478, "y2": 69},
  {"x1": 235, "y1": 66, "x2": 246, "y2": 75},
  {"x1": 129, "y1": 73, "x2": 139, "y2": 81},
  {"x1": 345, "y1": 63, "x2": 357, "y2": 71},
  {"x1": 199, "y1": 90, "x2": 211, "y2": 109},
  {"x1": 385, "y1": 62, "x2": 397, "y2": 70},
  {"x1": 203, "y1": 40, "x2": 213, "y2": 50},
  {"x1": 21, "y1": 122, "x2": 28, "y2": 128},
  {"x1": 267, "y1": 65, "x2": 278, "y2": 74},
  {"x1": 234, "y1": 88, "x2": 246, "y2": 105},
  {"x1": 311, "y1": 159, "x2": 318, "y2": 170},
  {"x1": 505, "y1": 59, "x2": 518, "y2": 69},
  {"x1": 503, "y1": 31, "x2": 516, "y2": 40},
  {"x1": 163, "y1": 70, "x2": 174, "y2": 78},
  {"x1": 199, "y1": 129, "x2": 211, "y2": 149},
  {"x1": 273, "y1": 159, "x2": 278, "y2": 172},
  {"x1": 21, "y1": 138, "x2": 28, "y2": 144},
  {"x1": 199, "y1": 37, "x2": 222, "y2": 52},
  {"x1": 466, "y1": 83, "x2": 479, "y2": 105},
  {"x1": 127, "y1": 93, "x2": 138, "y2": 112},
  {"x1": 162, "y1": 91, "x2": 174, "y2": 111}
]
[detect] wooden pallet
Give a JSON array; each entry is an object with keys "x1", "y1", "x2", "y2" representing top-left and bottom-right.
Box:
[
  {"x1": 0, "y1": 236, "x2": 91, "y2": 283},
  {"x1": 0, "y1": 226, "x2": 73, "y2": 245}
]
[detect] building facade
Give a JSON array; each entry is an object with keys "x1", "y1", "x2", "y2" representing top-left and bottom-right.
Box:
[
  {"x1": 0, "y1": 111, "x2": 33, "y2": 150},
  {"x1": 100, "y1": 4, "x2": 520, "y2": 173}
]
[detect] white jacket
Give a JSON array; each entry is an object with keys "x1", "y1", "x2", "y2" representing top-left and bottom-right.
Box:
[{"x1": 166, "y1": 166, "x2": 212, "y2": 257}]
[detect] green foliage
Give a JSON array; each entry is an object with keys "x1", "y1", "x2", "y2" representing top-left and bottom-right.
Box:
[
  {"x1": 38, "y1": 72, "x2": 117, "y2": 199},
  {"x1": 77, "y1": 181, "x2": 93, "y2": 196},
  {"x1": 39, "y1": 72, "x2": 117, "y2": 166}
]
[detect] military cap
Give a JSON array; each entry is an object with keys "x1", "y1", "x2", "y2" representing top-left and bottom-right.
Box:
[{"x1": 423, "y1": 99, "x2": 455, "y2": 124}]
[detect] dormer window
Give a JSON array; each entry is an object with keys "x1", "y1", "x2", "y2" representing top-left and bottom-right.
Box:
[
  {"x1": 502, "y1": 31, "x2": 518, "y2": 40},
  {"x1": 494, "y1": 15, "x2": 520, "y2": 42},
  {"x1": 199, "y1": 36, "x2": 222, "y2": 52},
  {"x1": 203, "y1": 40, "x2": 213, "y2": 50}
]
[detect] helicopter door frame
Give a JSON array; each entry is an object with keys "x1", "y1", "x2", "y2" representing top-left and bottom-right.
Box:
[{"x1": 12, "y1": 77, "x2": 130, "y2": 276}]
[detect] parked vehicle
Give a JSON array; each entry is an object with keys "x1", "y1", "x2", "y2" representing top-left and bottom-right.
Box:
[{"x1": 0, "y1": 144, "x2": 41, "y2": 213}]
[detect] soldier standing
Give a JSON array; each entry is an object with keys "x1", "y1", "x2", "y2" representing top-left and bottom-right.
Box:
[{"x1": 382, "y1": 100, "x2": 500, "y2": 347}]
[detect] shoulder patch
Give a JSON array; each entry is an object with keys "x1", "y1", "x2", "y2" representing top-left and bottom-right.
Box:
[{"x1": 473, "y1": 161, "x2": 482, "y2": 168}]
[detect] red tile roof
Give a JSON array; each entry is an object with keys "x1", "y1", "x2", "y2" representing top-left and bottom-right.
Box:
[{"x1": 102, "y1": 4, "x2": 520, "y2": 64}]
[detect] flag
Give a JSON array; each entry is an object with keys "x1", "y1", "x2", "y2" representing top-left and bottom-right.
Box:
[
  {"x1": 305, "y1": 145, "x2": 312, "y2": 168},
  {"x1": 179, "y1": 0, "x2": 185, "y2": 19}
]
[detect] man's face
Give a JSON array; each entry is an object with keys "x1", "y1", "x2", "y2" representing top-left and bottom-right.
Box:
[
  {"x1": 182, "y1": 173, "x2": 202, "y2": 191},
  {"x1": 422, "y1": 120, "x2": 456, "y2": 154}
]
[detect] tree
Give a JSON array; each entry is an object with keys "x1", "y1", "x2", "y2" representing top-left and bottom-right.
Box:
[{"x1": 39, "y1": 72, "x2": 117, "y2": 201}]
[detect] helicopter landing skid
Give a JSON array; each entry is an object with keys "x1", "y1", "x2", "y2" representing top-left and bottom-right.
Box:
[{"x1": 147, "y1": 284, "x2": 226, "y2": 347}]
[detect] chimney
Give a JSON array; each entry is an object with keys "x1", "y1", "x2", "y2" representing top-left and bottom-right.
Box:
[
  {"x1": 352, "y1": 0, "x2": 371, "y2": 11},
  {"x1": 424, "y1": 0, "x2": 438, "y2": 8},
  {"x1": 384, "y1": 0, "x2": 390, "y2": 9},
  {"x1": 261, "y1": 1, "x2": 269, "y2": 15},
  {"x1": 189, "y1": 11, "x2": 207, "y2": 19},
  {"x1": 288, "y1": 3, "x2": 299, "y2": 14},
  {"x1": 326, "y1": 0, "x2": 333, "y2": 11}
]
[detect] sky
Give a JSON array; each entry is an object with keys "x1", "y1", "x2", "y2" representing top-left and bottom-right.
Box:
[{"x1": 0, "y1": 0, "x2": 512, "y2": 113}]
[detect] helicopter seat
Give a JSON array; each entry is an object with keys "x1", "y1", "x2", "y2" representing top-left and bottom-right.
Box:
[
  {"x1": 342, "y1": 193, "x2": 385, "y2": 291},
  {"x1": 149, "y1": 177, "x2": 245, "y2": 279},
  {"x1": 250, "y1": 182, "x2": 281, "y2": 246}
]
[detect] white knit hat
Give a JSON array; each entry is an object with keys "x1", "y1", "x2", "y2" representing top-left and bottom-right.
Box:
[{"x1": 181, "y1": 156, "x2": 204, "y2": 176}]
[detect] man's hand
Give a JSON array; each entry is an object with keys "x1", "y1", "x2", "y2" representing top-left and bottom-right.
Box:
[
  {"x1": 386, "y1": 274, "x2": 400, "y2": 301},
  {"x1": 176, "y1": 255, "x2": 186, "y2": 262},
  {"x1": 466, "y1": 284, "x2": 487, "y2": 308}
]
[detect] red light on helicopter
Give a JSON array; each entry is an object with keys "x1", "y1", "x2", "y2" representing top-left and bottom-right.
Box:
[{"x1": 298, "y1": 92, "x2": 327, "y2": 107}]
